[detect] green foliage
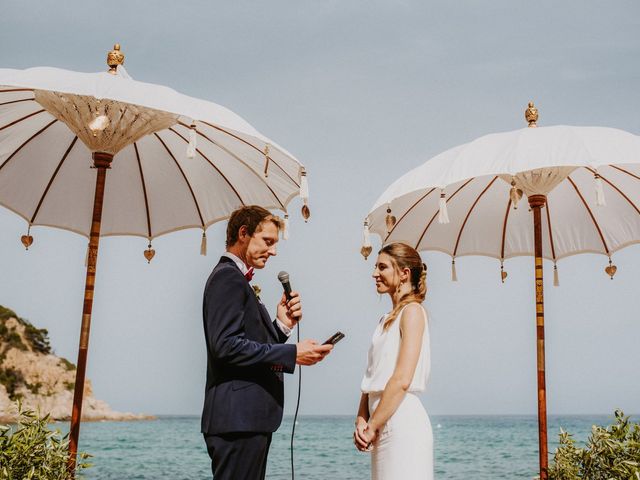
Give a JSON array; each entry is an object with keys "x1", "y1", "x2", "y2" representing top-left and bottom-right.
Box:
[
  {"x1": 0, "y1": 305, "x2": 51, "y2": 355},
  {"x1": 0, "y1": 368, "x2": 24, "y2": 400},
  {"x1": 0, "y1": 306, "x2": 18, "y2": 322},
  {"x1": 0, "y1": 403, "x2": 92, "y2": 479},
  {"x1": 548, "y1": 410, "x2": 640, "y2": 480},
  {"x1": 59, "y1": 358, "x2": 76, "y2": 371}
]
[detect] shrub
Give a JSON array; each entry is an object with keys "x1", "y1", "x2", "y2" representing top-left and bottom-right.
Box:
[
  {"x1": 548, "y1": 410, "x2": 640, "y2": 479},
  {"x1": 0, "y1": 305, "x2": 51, "y2": 355},
  {"x1": 0, "y1": 403, "x2": 91, "y2": 479},
  {"x1": 0, "y1": 368, "x2": 25, "y2": 400}
]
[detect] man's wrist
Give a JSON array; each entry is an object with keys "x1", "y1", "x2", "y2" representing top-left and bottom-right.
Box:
[{"x1": 275, "y1": 318, "x2": 293, "y2": 336}]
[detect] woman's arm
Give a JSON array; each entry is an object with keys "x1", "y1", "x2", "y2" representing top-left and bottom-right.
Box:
[
  {"x1": 365, "y1": 304, "x2": 426, "y2": 440},
  {"x1": 353, "y1": 393, "x2": 370, "y2": 451}
]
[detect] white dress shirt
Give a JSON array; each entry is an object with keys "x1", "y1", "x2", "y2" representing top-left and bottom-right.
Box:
[{"x1": 222, "y1": 252, "x2": 293, "y2": 337}]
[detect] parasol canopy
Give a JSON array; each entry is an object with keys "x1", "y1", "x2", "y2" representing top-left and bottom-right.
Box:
[
  {"x1": 0, "y1": 51, "x2": 308, "y2": 245},
  {"x1": 367, "y1": 123, "x2": 640, "y2": 267}
]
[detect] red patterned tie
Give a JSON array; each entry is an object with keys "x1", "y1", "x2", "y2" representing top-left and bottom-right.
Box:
[{"x1": 244, "y1": 268, "x2": 254, "y2": 282}]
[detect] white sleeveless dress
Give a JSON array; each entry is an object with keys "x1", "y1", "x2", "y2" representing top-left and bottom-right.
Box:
[{"x1": 360, "y1": 304, "x2": 433, "y2": 480}]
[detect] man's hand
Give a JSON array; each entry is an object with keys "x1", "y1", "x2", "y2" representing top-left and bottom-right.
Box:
[
  {"x1": 277, "y1": 291, "x2": 302, "y2": 330},
  {"x1": 295, "y1": 339, "x2": 333, "y2": 366}
]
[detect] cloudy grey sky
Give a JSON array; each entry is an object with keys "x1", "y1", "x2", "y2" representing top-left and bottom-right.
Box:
[{"x1": 1, "y1": 1, "x2": 639, "y2": 416}]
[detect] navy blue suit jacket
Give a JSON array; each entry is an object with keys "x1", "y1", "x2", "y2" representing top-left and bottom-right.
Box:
[{"x1": 201, "y1": 256, "x2": 297, "y2": 435}]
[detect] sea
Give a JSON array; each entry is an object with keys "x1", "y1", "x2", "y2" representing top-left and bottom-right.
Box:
[{"x1": 53, "y1": 414, "x2": 626, "y2": 479}]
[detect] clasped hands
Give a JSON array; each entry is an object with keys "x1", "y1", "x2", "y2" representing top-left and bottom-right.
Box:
[
  {"x1": 353, "y1": 416, "x2": 377, "y2": 452},
  {"x1": 276, "y1": 291, "x2": 333, "y2": 366}
]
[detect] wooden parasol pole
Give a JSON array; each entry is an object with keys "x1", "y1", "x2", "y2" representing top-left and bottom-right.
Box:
[
  {"x1": 67, "y1": 151, "x2": 113, "y2": 475},
  {"x1": 529, "y1": 193, "x2": 549, "y2": 479}
]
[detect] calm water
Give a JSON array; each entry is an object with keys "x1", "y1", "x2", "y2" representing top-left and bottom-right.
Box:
[{"x1": 58, "y1": 414, "x2": 622, "y2": 479}]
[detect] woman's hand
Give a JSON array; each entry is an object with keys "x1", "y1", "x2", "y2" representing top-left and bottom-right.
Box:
[
  {"x1": 353, "y1": 416, "x2": 370, "y2": 452},
  {"x1": 362, "y1": 423, "x2": 378, "y2": 447}
]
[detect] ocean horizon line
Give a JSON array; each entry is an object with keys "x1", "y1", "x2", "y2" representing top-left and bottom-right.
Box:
[{"x1": 144, "y1": 412, "x2": 638, "y2": 419}]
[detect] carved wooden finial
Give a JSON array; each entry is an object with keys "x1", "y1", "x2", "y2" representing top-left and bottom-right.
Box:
[
  {"x1": 525, "y1": 101, "x2": 538, "y2": 128},
  {"x1": 107, "y1": 44, "x2": 125, "y2": 74}
]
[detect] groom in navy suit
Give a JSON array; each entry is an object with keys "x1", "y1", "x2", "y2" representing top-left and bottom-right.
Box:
[{"x1": 202, "y1": 205, "x2": 333, "y2": 480}]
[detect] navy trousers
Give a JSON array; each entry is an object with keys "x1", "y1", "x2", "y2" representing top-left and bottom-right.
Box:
[{"x1": 204, "y1": 432, "x2": 273, "y2": 480}]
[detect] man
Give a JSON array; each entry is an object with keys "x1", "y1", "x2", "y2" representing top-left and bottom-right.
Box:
[{"x1": 202, "y1": 205, "x2": 333, "y2": 480}]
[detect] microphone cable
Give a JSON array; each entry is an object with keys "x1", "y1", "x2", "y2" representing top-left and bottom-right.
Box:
[{"x1": 290, "y1": 319, "x2": 301, "y2": 480}]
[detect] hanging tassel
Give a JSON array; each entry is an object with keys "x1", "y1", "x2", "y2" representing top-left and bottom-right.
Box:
[
  {"x1": 385, "y1": 206, "x2": 396, "y2": 233},
  {"x1": 500, "y1": 261, "x2": 507, "y2": 283},
  {"x1": 20, "y1": 225, "x2": 33, "y2": 250},
  {"x1": 510, "y1": 179, "x2": 523, "y2": 210},
  {"x1": 200, "y1": 230, "x2": 207, "y2": 256},
  {"x1": 300, "y1": 168, "x2": 310, "y2": 222},
  {"x1": 553, "y1": 263, "x2": 559, "y2": 287},
  {"x1": 300, "y1": 167, "x2": 309, "y2": 200},
  {"x1": 451, "y1": 259, "x2": 458, "y2": 282},
  {"x1": 263, "y1": 145, "x2": 270, "y2": 177},
  {"x1": 283, "y1": 214, "x2": 290, "y2": 240},
  {"x1": 438, "y1": 190, "x2": 450, "y2": 224},
  {"x1": 186, "y1": 123, "x2": 197, "y2": 158},
  {"x1": 594, "y1": 171, "x2": 606, "y2": 206},
  {"x1": 360, "y1": 220, "x2": 373, "y2": 260}
]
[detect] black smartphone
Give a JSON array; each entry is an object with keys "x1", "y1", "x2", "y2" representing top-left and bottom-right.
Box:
[{"x1": 323, "y1": 331, "x2": 345, "y2": 345}]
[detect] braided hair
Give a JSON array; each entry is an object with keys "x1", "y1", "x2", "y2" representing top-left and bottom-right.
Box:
[{"x1": 379, "y1": 242, "x2": 427, "y2": 330}]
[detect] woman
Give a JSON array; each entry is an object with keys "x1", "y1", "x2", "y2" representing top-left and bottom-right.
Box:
[{"x1": 354, "y1": 242, "x2": 433, "y2": 479}]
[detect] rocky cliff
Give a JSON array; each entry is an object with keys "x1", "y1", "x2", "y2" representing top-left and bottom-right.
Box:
[{"x1": 0, "y1": 305, "x2": 152, "y2": 422}]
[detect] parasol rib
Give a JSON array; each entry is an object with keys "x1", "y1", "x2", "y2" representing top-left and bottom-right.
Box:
[
  {"x1": 453, "y1": 176, "x2": 498, "y2": 257},
  {"x1": 200, "y1": 121, "x2": 299, "y2": 188},
  {"x1": 566, "y1": 176, "x2": 610, "y2": 255},
  {"x1": 610, "y1": 165, "x2": 640, "y2": 181},
  {"x1": 0, "y1": 119, "x2": 57, "y2": 172},
  {"x1": 545, "y1": 198, "x2": 557, "y2": 262},
  {"x1": 0, "y1": 98, "x2": 35, "y2": 107},
  {"x1": 168, "y1": 127, "x2": 247, "y2": 207},
  {"x1": 154, "y1": 132, "x2": 206, "y2": 228},
  {"x1": 585, "y1": 167, "x2": 640, "y2": 215},
  {"x1": 384, "y1": 188, "x2": 437, "y2": 241},
  {"x1": 177, "y1": 122, "x2": 283, "y2": 209},
  {"x1": 414, "y1": 178, "x2": 475, "y2": 249},
  {"x1": 0, "y1": 88, "x2": 34, "y2": 94},
  {"x1": 500, "y1": 198, "x2": 513, "y2": 261},
  {"x1": 134, "y1": 143, "x2": 152, "y2": 239},
  {"x1": 30, "y1": 136, "x2": 79, "y2": 224},
  {"x1": 0, "y1": 108, "x2": 46, "y2": 132}
]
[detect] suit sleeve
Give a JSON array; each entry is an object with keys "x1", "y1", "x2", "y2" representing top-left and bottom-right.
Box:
[{"x1": 204, "y1": 267, "x2": 296, "y2": 372}]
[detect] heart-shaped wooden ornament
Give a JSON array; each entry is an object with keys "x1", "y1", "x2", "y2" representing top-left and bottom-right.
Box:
[
  {"x1": 21, "y1": 235, "x2": 33, "y2": 249},
  {"x1": 301, "y1": 204, "x2": 311, "y2": 222},
  {"x1": 360, "y1": 245, "x2": 373, "y2": 260},
  {"x1": 605, "y1": 264, "x2": 617, "y2": 279},
  {"x1": 144, "y1": 247, "x2": 156, "y2": 263},
  {"x1": 501, "y1": 270, "x2": 508, "y2": 283}
]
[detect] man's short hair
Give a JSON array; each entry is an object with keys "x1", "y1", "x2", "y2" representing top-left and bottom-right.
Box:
[{"x1": 226, "y1": 205, "x2": 282, "y2": 247}]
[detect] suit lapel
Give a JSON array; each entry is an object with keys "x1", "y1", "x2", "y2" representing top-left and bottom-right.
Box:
[
  {"x1": 218, "y1": 256, "x2": 279, "y2": 340},
  {"x1": 256, "y1": 300, "x2": 279, "y2": 341}
]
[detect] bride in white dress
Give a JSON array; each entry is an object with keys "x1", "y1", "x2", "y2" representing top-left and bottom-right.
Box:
[{"x1": 354, "y1": 242, "x2": 433, "y2": 479}]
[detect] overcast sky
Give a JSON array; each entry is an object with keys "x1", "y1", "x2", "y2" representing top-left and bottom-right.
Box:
[{"x1": 1, "y1": 0, "x2": 639, "y2": 417}]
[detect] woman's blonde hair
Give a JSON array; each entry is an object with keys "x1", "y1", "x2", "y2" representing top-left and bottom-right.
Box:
[{"x1": 379, "y1": 242, "x2": 427, "y2": 330}]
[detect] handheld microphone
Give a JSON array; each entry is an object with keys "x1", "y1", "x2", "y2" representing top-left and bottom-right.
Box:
[{"x1": 277, "y1": 271, "x2": 293, "y2": 302}]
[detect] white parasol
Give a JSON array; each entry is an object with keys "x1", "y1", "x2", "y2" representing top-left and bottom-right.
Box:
[
  {"x1": 0, "y1": 44, "x2": 310, "y2": 472},
  {"x1": 362, "y1": 103, "x2": 640, "y2": 479}
]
